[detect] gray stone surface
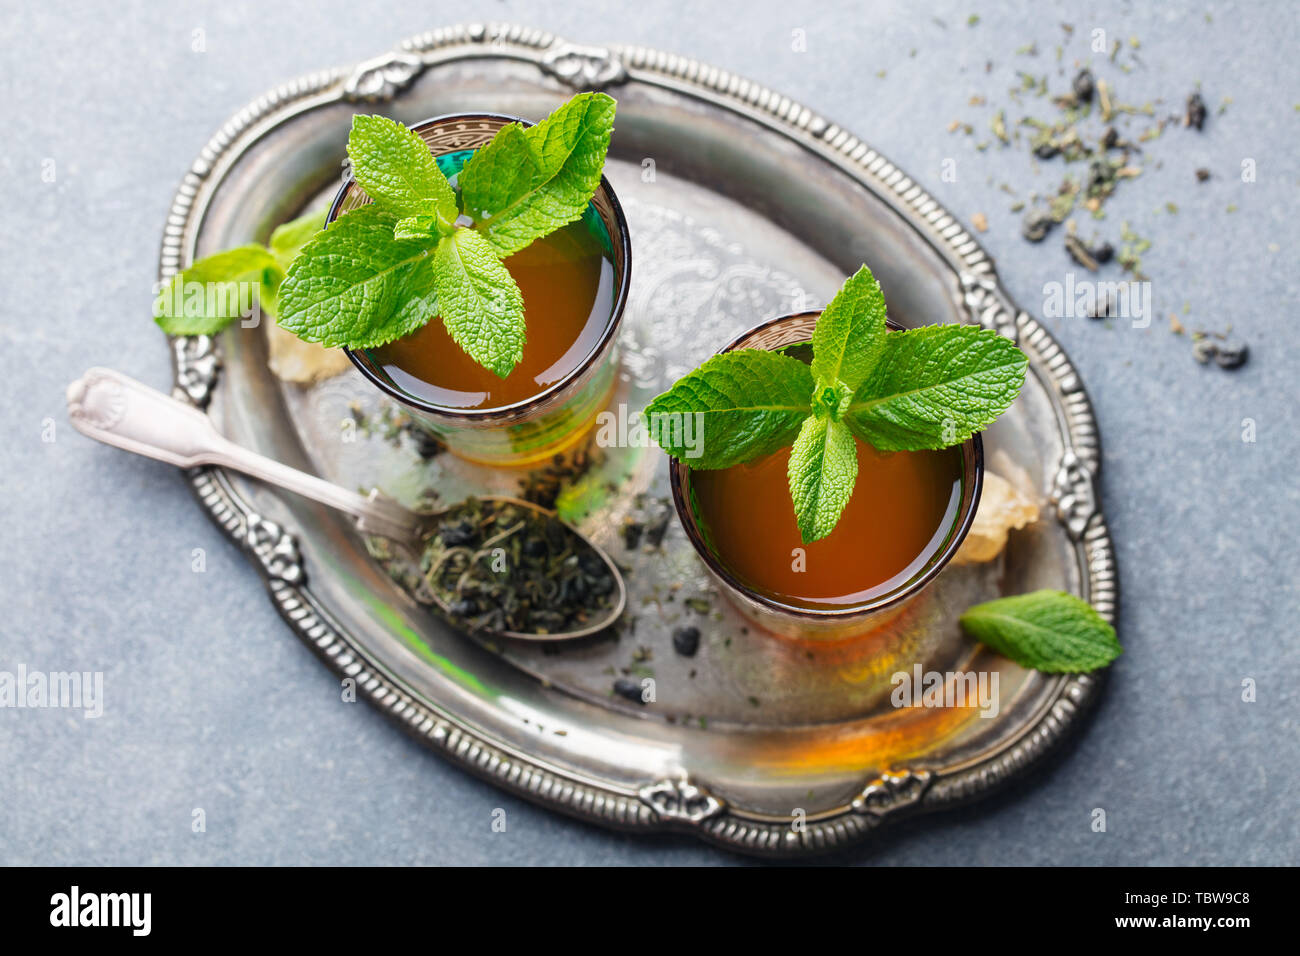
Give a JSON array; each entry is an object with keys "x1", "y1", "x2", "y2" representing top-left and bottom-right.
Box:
[{"x1": 2, "y1": 0, "x2": 1297, "y2": 865}]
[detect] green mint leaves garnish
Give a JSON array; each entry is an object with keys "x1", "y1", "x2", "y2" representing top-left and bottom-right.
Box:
[
  {"x1": 959, "y1": 589, "x2": 1122, "y2": 673},
  {"x1": 274, "y1": 92, "x2": 616, "y2": 378},
  {"x1": 810, "y1": 266, "x2": 887, "y2": 391},
  {"x1": 276, "y1": 205, "x2": 440, "y2": 350},
  {"x1": 268, "y1": 211, "x2": 329, "y2": 261},
  {"x1": 648, "y1": 265, "x2": 1028, "y2": 543},
  {"x1": 432, "y1": 228, "x2": 526, "y2": 378},
  {"x1": 156, "y1": 95, "x2": 615, "y2": 376},
  {"x1": 788, "y1": 414, "x2": 858, "y2": 543},
  {"x1": 153, "y1": 210, "x2": 326, "y2": 336},
  {"x1": 346, "y1": 114, "x2": 459, "y2": 222},
  {"x1": 845, "y1": 324, "x2": 1029, "y2": 452},
  {"x1": 645, "y1": 350, "x2": 813, "y2": 469},
  {"x1": 459, "y1": 93, "x2": 617, "y2": 258}
]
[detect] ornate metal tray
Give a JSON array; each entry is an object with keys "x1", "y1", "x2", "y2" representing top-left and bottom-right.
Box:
[{"x1": 162, "y1": 23, "x2": 1116, "y2": 857}]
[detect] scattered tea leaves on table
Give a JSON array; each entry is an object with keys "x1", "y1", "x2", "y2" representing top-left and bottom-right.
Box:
[
  {"x1": 684, "y1": 597, "x2": 711, "y2": 615},
  {"x1": 1063, "y1": 233, "x2": 1098, "y2": 271},
  {"x1": 672, "y1": 625, "x2": 701, "y2": 657},
  {"x1": 517, "y1": 447, "x2": 603, "y2": 511},
  {"x1": 1190, "y1": 332, "x2": 1249, "y2": 370},
  {"x1": 613, "y1": 677, "x2": 647, "y2": 704},
  {"x1": 1021, "y1": 208, "x2": 1054, "y2": 242},
  {"x1": 943, "y1": 29, "x2": 1249, "y2": 364}
]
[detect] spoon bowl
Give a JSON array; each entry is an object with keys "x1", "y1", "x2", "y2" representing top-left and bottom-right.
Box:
[{"x1": 404, "y1": 495, "x2": 626, "y2": 643}]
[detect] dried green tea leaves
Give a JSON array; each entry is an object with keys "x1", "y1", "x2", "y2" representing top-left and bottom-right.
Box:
[{"x1": 419, "y1": 497, "x2": 616, "y2": 636}]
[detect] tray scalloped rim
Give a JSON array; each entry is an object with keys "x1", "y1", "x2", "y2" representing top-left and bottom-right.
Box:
[{"x1": 160, "y1": 21, "x2": 1117, "y2": 857}]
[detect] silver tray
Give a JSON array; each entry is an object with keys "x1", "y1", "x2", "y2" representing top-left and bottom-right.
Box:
[{"x1": 162, "y1": 23, "x2": 1117, "y2": 857}]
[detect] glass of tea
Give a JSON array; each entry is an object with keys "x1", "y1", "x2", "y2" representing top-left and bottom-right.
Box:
[
  {"x1": 668, "y1": 313, "x2": 984, "y2": 641},
  {"x1": 334, "y1": 113, "x2": 631, "y2": 466}
]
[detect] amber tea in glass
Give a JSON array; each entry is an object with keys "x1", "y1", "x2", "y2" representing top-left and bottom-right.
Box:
[
  {"x1": 670, "y1": 317, "x2": 982, "y2": 640},
  {"x1": 337, "y1": 113, "x2": 631, "y2": 466},
  {"x1": 373, "y1": 216, "x2": 616, "y2": 410},
  {"x1": 690, "y1": 435, "x2": 964, "y2": 610}
]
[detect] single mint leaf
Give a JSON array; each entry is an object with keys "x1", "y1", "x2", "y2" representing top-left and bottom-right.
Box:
[
  {"x1": 268, "y1": 210, "x2": 328, "y2": 265},
  {"x1": 787, "y1": 415, "x2": 858, "y2": 544},
  {"x1": 154, "y1": 245, "x2": 278, "y2": 336},
  {"x1": 258, "y1": 265, "x2": 285, "y2": 319},
  {"x1": 347, "y1": 114, "x2": 458, "y2": 220},
  {"x1": 461, "y1": 92, "x2": 615, "y2": 257},
  {"x1": 645, "y1": 350, "x2": 814, "y2": 469},
  {"x1": 432, "y1": 228, "x2": 526, "y2": 378},
  {"x1": 959, "y1": 589, "x2": 1122, "y2": 673},
  {"x1": 276, "y1": 205, "x2": 438, "y2": 349},
  {"x1": 811, "y1": 265, "x2": 887, "y2": 392},
  {"x1": 846, "y1": 324, "x2": 1028, "y2": 451},
  {"x1": 456, "y1": 123, "x2": 539, "y2": 226},
  {"x1": 263, "y1": 210, "x2": 328, "y2": 317}
]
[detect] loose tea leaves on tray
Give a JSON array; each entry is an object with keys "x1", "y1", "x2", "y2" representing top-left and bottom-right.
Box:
[{"x1": 418, "y1": 497, "x2": 616, "y2": 635}]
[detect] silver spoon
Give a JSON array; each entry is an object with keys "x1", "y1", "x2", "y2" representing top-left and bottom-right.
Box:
[{"x1": 65, "y1": 366, "x2": 626, "y2": 642}]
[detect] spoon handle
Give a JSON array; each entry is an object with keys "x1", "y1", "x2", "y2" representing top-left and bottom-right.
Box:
[{"x1": 65, "y1": 367, "x2": 421, "y2": 545}]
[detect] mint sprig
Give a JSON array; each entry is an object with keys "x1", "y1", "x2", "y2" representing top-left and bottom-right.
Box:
[
  {"x1": 648, "y1": 265, "x2": 1028, "y2": 543},
  {"x1": 959, "y1": 589, "x2": 1122, "y2": 673},
  {"x1": 275, "y1": 92, "x2": 617, "y2": 378},
  {"x1": 153, "y1": 210, "x2": 326, "y2": 336}
]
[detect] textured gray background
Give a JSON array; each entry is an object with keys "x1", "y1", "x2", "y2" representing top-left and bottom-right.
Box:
[{"x1": 2, "y1": 0, "x2": 1297, "y2": 865}]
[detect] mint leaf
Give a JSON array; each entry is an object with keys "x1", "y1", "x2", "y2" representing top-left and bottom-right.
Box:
[
  {"x1": 959, "y1": 590, "x2": 1122, "y2": 673},
  {"x1": 259, "y1": 268, "x2": 285, "y2": 320},
  {"x1": 811, "y1": 264, "x2": 887, "y2": 391},
  {"x1": 154, "y1": 245, "x2": 278, "y2": 336},
  {"x1": 646, "y1": 350, "x2": 813, "y2": 469},
  {"x1": 276, "y1": 205, "x2": 438, "y2": 349},
  {"x1": 263, "y1": 210, "x2": 327, "y2": 317},
  {"x1": 347, "y1": 114, "x2": 458, "y2": 221},
  {"x1": 268, "y1": 210, "x2": 328, "y2": 264},
  {"x1": 456, "y1": 123, "x2": 538, "y2": 225},
  {"x1": 846, "y1": 324, "x2": 1027, "y2": 451},
  {"x1": 432, "y1": 228, "x2": 526, "y2": 378},
  {"x1": 787, "y1": 415, "x2": 858, "y2": 544},
  {"x1": 461, "y1": 92, "x2": 616, "y2": 257}
]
